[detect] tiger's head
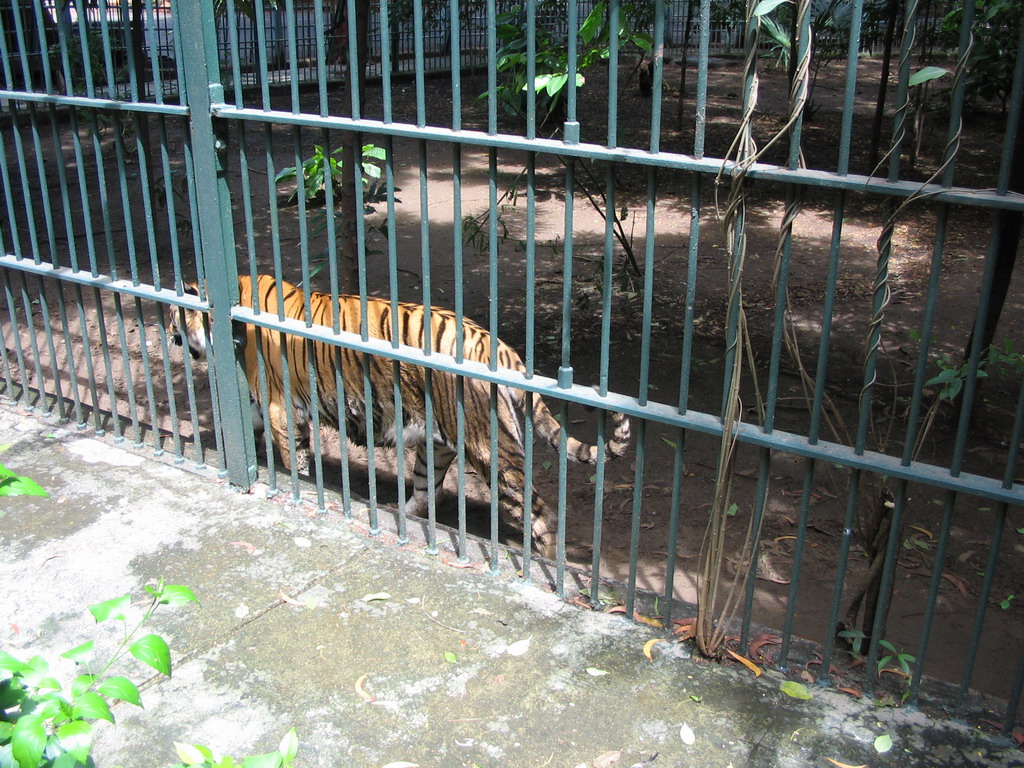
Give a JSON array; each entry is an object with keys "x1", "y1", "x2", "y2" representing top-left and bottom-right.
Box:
[{"x1": 168, "y1": 284, "x2": 209, "y2": 361}]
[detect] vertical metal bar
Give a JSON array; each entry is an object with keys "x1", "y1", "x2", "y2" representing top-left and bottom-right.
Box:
[
  {"x1": 485, "y1": 0, "x2": 497, "y2": 135},
  {"x1": 863, "y1": 481, "x2": 910, "y2": 694},
  {"x1": 958, "y1": 502, "x2": 1008, "y2": 700},
  {"x1": 648, "y1": 0, "x2": 665, "y2": 153},
  {"x1": 175, "y1": 0, "x2": 256, "y2": 488},
  {"x1": 452, "y1": 147, "x2": 467, "y2": 560},
  {"x1": 606, "y1": 0, "x2": 618, "y2": 148},
  {"x1": 380, "y1": 0, "x2": 394, "y2": 123},
  {"x1": 383, "y1": 135, "x2": 407, "y2": 542}
]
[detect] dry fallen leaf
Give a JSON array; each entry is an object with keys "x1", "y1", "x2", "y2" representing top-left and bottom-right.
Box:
[
  {"x1": 227, "y1": 540, "x2": 256, "y2": 553},
  {"x1": 633, "y1": 612, "x2": 664, "y2": 628},
  {"x1": 355, "y1": 673, "x2": 375, "y2": 703},
  {"x1": 278, "y1": 591, "x2": 307, "y2": 607},
  {"x1": 679, "y1": 722, "x2": 695, "y2": 745},
  {"x1": 643, "y1": 638, "x2": 666, "y2": 661},
  {"x1": 672, "y1": 618, "x2": 696, "y2": 641},
  {"x1": 941, "y1": 571, "x2": 970, "y2": 598},
  {"x1": 726, "y1": 648, "x2": 763, "y2": 677},
  {"x1": 381, "y1": 763, "x2": 420, "y2": 768},
  {"x1": 506, "y1": 638, "x2": 532, "y2": 656},
  {"x1": 824, "y1": 759, "x2": 867, "y2": 768},
  {"x1": 748, "y1": 632, "x2": 782, "y2": 660},
  {"x1": 593, "y1": 750, "x2": 621, "y2": 767}
]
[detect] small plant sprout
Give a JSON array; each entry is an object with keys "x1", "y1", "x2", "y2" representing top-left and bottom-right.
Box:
[
  {"x1": 0, "y1": 581, "x2": 198, "y2": 768},
  {"x1": 170, "y1": 728, "x2": 299, "y2": 768},
  {"x1": 877, "y1": 640, "x2": 916, "y2": 676}
]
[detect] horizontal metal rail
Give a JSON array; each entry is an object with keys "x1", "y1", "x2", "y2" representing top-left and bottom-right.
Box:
[
  {"x1": 214, "y1": 104, "x2": 1024, "y2": 212},
  {"x1": 230, "y1": 302, "x2": 1024, "y2": 508},
  {"x1": 0, "y1": 90, "x2": 190, "y2": 117},
  {"x1": 0, "y1": 255, "x2": 205, "y2": 312}
]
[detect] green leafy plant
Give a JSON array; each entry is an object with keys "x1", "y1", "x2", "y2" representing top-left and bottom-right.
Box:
[
  {"x1": 877, "y1": 639, "x2": 916, "y2": 676},
  {"x1": 0, "y1": 461, "x2": 48, "y2": 498},
  {"x1": 942, "y1": 0, "x2": 1019, "y2": 111},
  {"x1": 169, "y1": 728, "x2": 298, "y2": 768},
  {"x1": 275, "y1": 143, "x2": 396, "y2": 283},
  {"x1": 0, "y1": 582, "x2": 198, "y2": 768},
  {"x1": 488, "y1": 1, "x2": 652, "y2": 124},
  {"x1": 275, "y1": 144, "x2": 387, "y2": 209}
]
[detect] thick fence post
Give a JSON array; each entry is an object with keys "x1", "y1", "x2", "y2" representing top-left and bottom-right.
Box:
[{"x1": 175, "y1": 0, "x2": 257, "y2": 488}]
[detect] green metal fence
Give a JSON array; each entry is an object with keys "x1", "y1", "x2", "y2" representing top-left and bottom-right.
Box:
[{"x1": 1, "y1": 0, "x2": 1022, "y2": 734}]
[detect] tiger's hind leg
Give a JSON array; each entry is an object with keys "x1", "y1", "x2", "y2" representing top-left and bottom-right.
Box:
[
  {"x1": 405, "y1": 439, "x2": 456, "y2": 518},
  {"x1": 495, "y1": 466, "x2": 558, "y2": 560}
]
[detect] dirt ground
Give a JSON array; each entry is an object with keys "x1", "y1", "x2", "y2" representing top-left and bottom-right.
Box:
[{"x1": 2, "y1": 54, "x2": 1023, "y2": 710}]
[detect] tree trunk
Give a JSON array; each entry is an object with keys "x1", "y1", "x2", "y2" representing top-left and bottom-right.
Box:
[
  {"x1": 964, "y1": 121, "x2": 1024, "y2": 364},
  {"x1": 674, "y1": 0, "x2": 696, "y2": 132},
  {"x1": 867, "y1": 0, "x2": 900, "y2": 170},
  {"x1": 337, "y1": 0, "x2": 371, "y2": 292}
]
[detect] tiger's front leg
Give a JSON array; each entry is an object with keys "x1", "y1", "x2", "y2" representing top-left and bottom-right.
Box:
[
  {"x1": 267, "y1": 400, "x2": 311, "y2": 475},
  {"x1": 405, "y1": 439, "x2": 456, "y2": 518}
]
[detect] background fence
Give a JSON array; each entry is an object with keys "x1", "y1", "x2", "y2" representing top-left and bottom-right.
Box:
[
  {"x1": 0, "y1": 0, "x2": 1022, "y2": 739},
  {"x1": 1, "y1": 0, "x2": 947, "y2": 101}
]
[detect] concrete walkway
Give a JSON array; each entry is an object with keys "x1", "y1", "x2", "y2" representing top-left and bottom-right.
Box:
[{"x1": 0, "y1": 402, "x2": 1020, "y2": 768}]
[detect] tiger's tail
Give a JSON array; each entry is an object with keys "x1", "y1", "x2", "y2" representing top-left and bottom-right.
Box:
[{"x1": 524, "y1": 390, "x2": 631, "y2": 464}]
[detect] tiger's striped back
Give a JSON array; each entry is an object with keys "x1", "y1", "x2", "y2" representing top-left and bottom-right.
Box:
[{"x1": 174, "y1": 274, "x2": 631, "y2": 557}]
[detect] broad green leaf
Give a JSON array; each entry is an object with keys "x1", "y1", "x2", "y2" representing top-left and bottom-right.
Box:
[
  {"x1": 753, "y1": 0, "x2": 791, "y2": 16},
  {"x1": 579, "y1": 0, "x2": 606, "y2": 44},
  {"x1": 61, "y1": 640, "x2": 95, "y2": 662},
  {"x1": 96, "y1": 676, "x2": 143, "y2": 707},
  {"x1": 630, "y1": 33, "x2": 654, "y2": 52},
  {"x1": 71, "y1": 674, "x2": 96, "y2": 697},
  {"x1": 156, "y1": 585, "x2": 200, "y2": 607},
  {"x1": 444, "y1": 652, "x2": 458, "y2": 663},
  {"x1": 874, "y1": 733, "x2": 894, "y2": 753},
  {"x1": 909, "y1": 66, "x2": 949, "y2": 87},
  {"x1": 52, "y1": 753, "x2": 87, "y2": 768},
  {"x1": 73, "y1": 691, "x2": 114, "y2": 723},
  {"x1": 0, "y1": 443, "x2": 12, "y2": 453},
  {"x1": 130, "y1": 634, "x2": 172, "y2": 676},
  {"x1": 174, "y1": 741, "x2": 207, "y2": 766},
  {"x1": 531, "y1": 73, "x2": 553, "y2": 91},
  {"x1": 20, "y1": 667, "x2": 61, "y2": 693},
  {"x1": 0, "y1": 474, "x2": 48, "y2": 497},
  {"x1": 545, "y1": 73, "x2": 569, "y2": 98},
  {"x1": 88, "y1": 594, "x2": 132, "y2": 623},
  {"x1": 278, "y1": 728, "x2": 299, "y2": 763},
  {"x1": 11, "y1": 714, "x2": 46, "y2": 768},
  {"x1": 242, "y1": 753, "x2": 284, "y2": 768},
  {"x1": 0, "y1": 651, "x2": 27, "y2": 675},
  {"x1": 780, "y1": 680, "x2": 813, "y2": 700},
  {"x1": 31, "y1": 694, "x2": 67, "y2": 719},
  {"x1": 56, "y1": 720, "x2": 94, "y2": 764}
]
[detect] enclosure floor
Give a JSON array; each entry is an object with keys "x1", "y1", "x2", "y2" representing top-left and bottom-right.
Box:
[{"x1": 0, "y1": 402, "x2": 1019, "y2": 768}]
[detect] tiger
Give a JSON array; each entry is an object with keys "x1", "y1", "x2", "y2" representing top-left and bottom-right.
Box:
[{"x1": 171, "y1": 274, "x2": 631, "y2": 557}]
